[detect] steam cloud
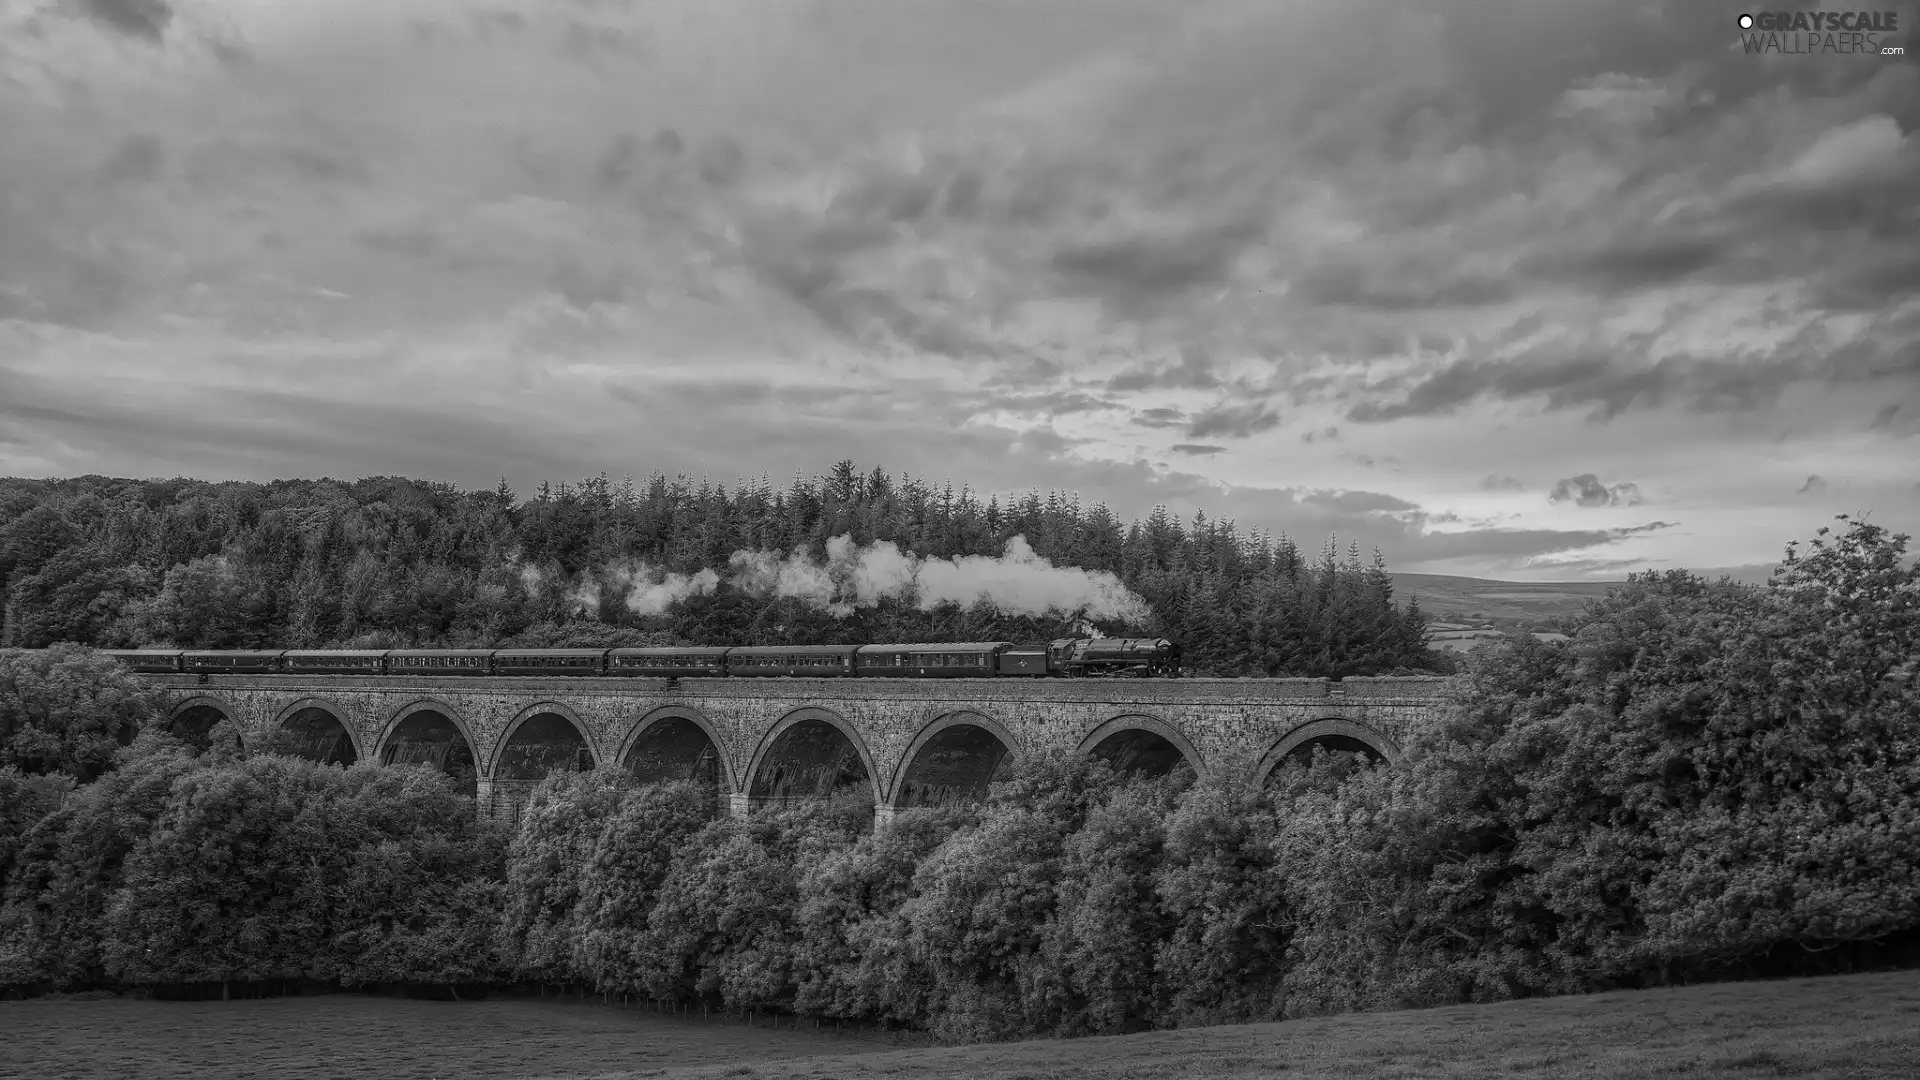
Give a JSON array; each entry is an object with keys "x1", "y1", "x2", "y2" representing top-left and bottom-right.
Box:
[
  {"x1": 519, "y1": 534, "x2": 1149, "y2": 624},
  {"x1": 562, "y1": 561, "x2": 721, "y2": 618},
  {"x1": 727, "y1": 534, "x2": 1151, "y2": 623}
]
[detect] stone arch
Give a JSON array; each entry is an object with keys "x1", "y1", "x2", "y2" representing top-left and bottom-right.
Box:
[
  {"x1": 886, "y1": 710, "x2": 1022, "y2": 809},
  {"x1": 744, "y1": 707, "x2": 880, "y2": 807},
  {"x1": 375, "y1": 699, "x2": 482, "y2": 795},
  {"x1": 615, "y1": 705, "x2": 737, "y2": 793},
  {"x1": 167, "y1": 695, "x2": 244, "y2": 753},
  {"x1": 376, "y1": 699, "x2": 482, "y2": 765},
  {"x1": 1252, "y1": 717, "x2": 1402, "y2": 788},
  {"x1": 489, "y1": 702, "x2": 601, "y2": 781},
  {"x1": 1075, "y1": 713, "x2": 1206, "y2": 780},
  {"x1": 266, "y1": 697, "x2": 363, "y2": 766}
]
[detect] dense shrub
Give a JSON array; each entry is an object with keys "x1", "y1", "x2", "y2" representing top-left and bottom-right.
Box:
[
  {"x1": 0, "y1": 643, "x2": 164, "y2": 780},
  {"x1": 0, "y1": 734, "x2": 506, "y2": 993}
]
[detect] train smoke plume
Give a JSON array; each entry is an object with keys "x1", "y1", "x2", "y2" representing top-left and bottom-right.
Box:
[
  {"x1": 563, "y1": 561, "x2": 721, "y2": 618},
  {"x1": 726, "y1": 534, "x2": 1151, "y2": 623}
]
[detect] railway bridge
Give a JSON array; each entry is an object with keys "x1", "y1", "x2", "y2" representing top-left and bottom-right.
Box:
[{"x1": 133, "y1": 673, "x2": 1451, "y2": 824}]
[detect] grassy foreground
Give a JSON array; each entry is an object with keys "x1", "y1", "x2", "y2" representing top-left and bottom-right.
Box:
[{"x1": 555, "y1": 969, "x2": 1920, "y2": 1080}]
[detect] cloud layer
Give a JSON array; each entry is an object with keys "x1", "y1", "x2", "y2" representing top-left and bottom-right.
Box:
[{"x1": 1, "y1": 0, "x2": 1917, "y2": 579}]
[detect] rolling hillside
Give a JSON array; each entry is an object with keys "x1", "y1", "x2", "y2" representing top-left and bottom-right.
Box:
[{"x1": 1389, "y1": 573, "x2": 1621, "y2": 628}]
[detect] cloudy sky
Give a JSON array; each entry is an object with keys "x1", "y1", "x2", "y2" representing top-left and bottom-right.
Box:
[{"x1": 2, "y1": 0, "x2": 1916, "y2": 580}]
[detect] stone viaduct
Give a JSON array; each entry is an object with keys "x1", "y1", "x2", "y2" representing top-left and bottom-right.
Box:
[{"x1": 133, "y1": 673, "x2": 1451, "y2": 825}]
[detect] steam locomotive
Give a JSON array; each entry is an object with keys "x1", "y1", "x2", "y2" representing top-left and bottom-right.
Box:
[{"x1": 101, "y1": 637, "x2": 1184, "y2": 679}]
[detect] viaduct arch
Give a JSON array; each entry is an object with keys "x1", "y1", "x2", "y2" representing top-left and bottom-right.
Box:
[
  {"x1": 267, "y1": 697, "x2": 363, "y2": 766},
  {"x1": 125, "y1": 673, "x2": 1448, "y2": 825},
  {"x1": 1251, "y1": 716, "x2": 1403, "y2": 789},
  {"x1": 375, "y1": 699, "x2": 482, "y2": 796},
  {"x1": 740, "y1": 706, "x2": 881, "y2": 813},
  {"x1": 616, "y1": 704, "x2": 737, "y2": 793},
  {"x1": 166, "y1": 695, "x2": 242, "y2": 753},
  {"x1": 886, "y1": 710, "x2": 1022, "y2": 810},
  {"x1": 1075, "y1": 713, "x2": 1205, "y2": 780}
]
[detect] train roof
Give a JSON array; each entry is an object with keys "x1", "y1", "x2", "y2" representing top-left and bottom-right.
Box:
[
  {"x1": 183, "y1": 649, "x2": 287, "y2": 656},
  {"x1": 725, "y1": 644, "x2": 861, "y2": 656},
  {"x1": 102, "y1": 648, "x2": 185, "y2": 656},
  {"x1": 855, "y1": 642, "x2": 1016, "y2": 654},
  {"x1": 281, "y1": 649, "x2": 391, "y2": 657},
  {"x1": 490, "y1": 648, "x2": 610, "y2": 657},
  {"x1": 385, "y1": 648, "x2": 496, "y2": 657},
  {"x1": 608, "y1": 646, "x2": 731, "y2": 656}
]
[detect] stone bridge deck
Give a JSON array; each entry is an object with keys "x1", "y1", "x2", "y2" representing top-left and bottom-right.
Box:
[{"x1": 139, "y1": 673, "x2": 1450, "y2": 823}]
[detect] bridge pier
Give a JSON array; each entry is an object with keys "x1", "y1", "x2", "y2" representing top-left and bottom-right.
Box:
[{"x1": 726, "y1": 793, "x2": 900, "y2": 834}]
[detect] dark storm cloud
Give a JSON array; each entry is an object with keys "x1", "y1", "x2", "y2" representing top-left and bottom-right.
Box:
[
  {"x1": 1529, "y1": 234, "x2": 1728, "y2": 294},
  {"x1": 1348, "y1": 353, "x2": 1621, "y2": 423},
  {"x1": 0, "y1": 367, "x2": 583, "y2": 483},
  {"x1": 1131, "y1": 407, "x2": 1186, "y2": 430},
  {"x1": 1170, "y1": 443, "x2": 1227, "y2": 456},
  {"x1": 1184, "y1": 400, "x2": 1282, "y2": 439},
  {"x1": 1348, "y1": 311, "x2": 1920, "y2": 424},
  {"x1": 1302, "y1": 489, "x2": 1420, "y2": 514},
  {"x1": 1549, "y1": 474, "x2": 1644, "y2": 508},
  {"x1": 1287, "y1": 259, "x2": 1513, "y2": 311},
  {"x1": 604, "y1": 377, "x2": 883, "y2": 412},
  {"x1": 595, "y1": 133, "x2": 645, "y2": 189},
  {"x1": 468, "y1": 9, "x2": 528, "y2": 40},
  {"x1": 1050, "y1": 214, "x2": 1266, "y2": 311},
  {"x1": 549, "y1": 260, "x2": 627, "y2": 310},
  {"x1": 964, "y1": 389, "x2": 1118, "y2": 417},
  {"x1": 356, "y1": 226, "x2": 439, "y2": 260},
  {"x1": 72, "y1": 0, "x2": 171, "y2": 41},
  {"x1": 1869, "y1": 404, "x2": 1903, "y2": 430},
  {"x1": 1816, "y1": 249, "x2": 1920, "y2": 311},
  {"x1": 739, "y1": 201, "x2": 991, "y2": 359},
  {"x1": 97, "y1": 134, "x2": 165, "y2": 185},
  {"x1": 1105, "y1": 348, "x2": 1220, "y2": 392},
  {"x1": 1480, "y1": 474, "x2": 1525, "y2": 492}
]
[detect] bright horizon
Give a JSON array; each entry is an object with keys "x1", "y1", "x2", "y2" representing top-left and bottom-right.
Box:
[{"x1": 3, "y1": 0, "x2": 1917, "y2": 583}]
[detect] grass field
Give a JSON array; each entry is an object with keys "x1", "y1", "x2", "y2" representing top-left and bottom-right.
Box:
[
  {"x1": 0, "y1": 992, "x2": 891, "y2": 1080},
  {"x1": 555, "y1": 969, "x2": 1920, "y2": 1080},
  {"x1": 5, "y1": 970, "x2": 1916, "y2": 1079}
]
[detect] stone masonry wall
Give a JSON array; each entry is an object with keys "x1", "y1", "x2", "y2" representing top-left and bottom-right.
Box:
[{"x1": 137, "y1": 674, "x2": 1449, "y2": 811}]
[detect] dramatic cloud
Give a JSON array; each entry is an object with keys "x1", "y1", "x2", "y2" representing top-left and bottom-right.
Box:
[
  {"x1": 1185, "y1": 401, "x2": 1283, "y2": 439},
  {"x1": 70, "y1": 0, "x2": 171, "y2": 42},
  {"x1": 1549, "y1": 474, "x2": 1646, "y2": 508},
  {"x1": 1, "y1": 0, "x2": 1916, "y2": 581},
  {"x1": 1797, "y1": 475, "x2": 1832, "y2": 495}
]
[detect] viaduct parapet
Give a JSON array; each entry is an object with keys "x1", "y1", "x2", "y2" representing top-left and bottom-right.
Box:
[{"x1": 135, "y1": 674, "x2": 1451, "y2": 824}]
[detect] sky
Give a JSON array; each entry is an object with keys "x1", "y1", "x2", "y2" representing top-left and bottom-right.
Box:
[{"x1": 1, "y1": 0, "x2": 1916, "y2": 581}]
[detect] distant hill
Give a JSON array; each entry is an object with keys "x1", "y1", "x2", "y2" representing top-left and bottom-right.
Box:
[{"x1": 1389, "y1": 573, "x2": 1621, "y2": 628}]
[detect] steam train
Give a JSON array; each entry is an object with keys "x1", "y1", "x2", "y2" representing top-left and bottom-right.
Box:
[{"x1": 101, "y1": 637, "x2": 1184, "y2": 679}]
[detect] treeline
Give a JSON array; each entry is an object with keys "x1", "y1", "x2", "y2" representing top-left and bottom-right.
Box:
[
  {"x1": 1, "y1": 516, "x2": 1916, "y2": 1033},
  {"x1": 0, "y1": 465, "x2": 1438, "y2": 677}
]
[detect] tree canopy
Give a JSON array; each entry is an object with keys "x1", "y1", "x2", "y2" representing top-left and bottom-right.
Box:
[{"x1": 0, "y1": 467, "x2": 1440, "y2": 677}]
